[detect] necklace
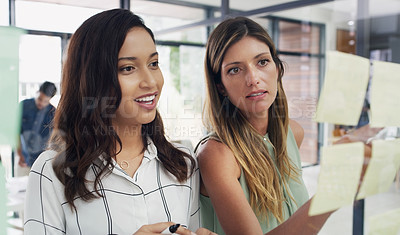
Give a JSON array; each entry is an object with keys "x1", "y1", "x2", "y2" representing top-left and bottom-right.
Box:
[
  {"x1": 262, "y1": 134, "x2": 277, "y2": 156},
  {"x1": 117, "y1": 153, "x2": 143, "y2": 170}
]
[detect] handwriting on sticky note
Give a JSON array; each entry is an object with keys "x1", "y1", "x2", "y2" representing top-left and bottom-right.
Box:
[
  {"x1": 314, "y1": 51, "x2": 370, "y2": 125},
  {"x1": 309, "y1": 142, "x2": 364, "y2": 216}
]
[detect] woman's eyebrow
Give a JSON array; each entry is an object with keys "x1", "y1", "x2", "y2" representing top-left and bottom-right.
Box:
[
  {"x1": 118, "y1": 52, "x2": 158, "y2": 62},
  {"x1": 254, "y1": 52, "x2": 272, "y2": 59},
  {"x1": 118, "y1": 56, "x2": 137, "y2": 61},
  {"x1": 223, "y1": 61, "x2": 240, "y2": 68},
  {"x1": 223, "y1": 52, "x2": 271, "y2": 68}
]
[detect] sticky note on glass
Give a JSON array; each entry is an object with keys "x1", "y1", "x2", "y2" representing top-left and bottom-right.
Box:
[
  {"x1": 0, "y1": 163, "x2": 7, "y2": 235},
  {"x1": 369, "y1": 61, "x2": 400, "y2": 127},
  {"x1": 368, "y1": 208, "x2": 400, "y2": 235},
  {"x1": 357, "y1": 139, "x2": 400, "y2": 200},
  {"x1": 309, "y1": 142, "x2": 364, "y2": 216},
  {"x1": 314, "y1": 51, "x2": 370, "y2": 125},
  {"x1": 0, "y1": 26, "x2": 25, "y2": 147}
]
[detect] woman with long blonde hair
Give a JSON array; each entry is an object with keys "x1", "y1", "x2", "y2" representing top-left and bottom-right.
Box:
[{"x1": 196, "y1": 16, "x2": 334, "y2": 235}]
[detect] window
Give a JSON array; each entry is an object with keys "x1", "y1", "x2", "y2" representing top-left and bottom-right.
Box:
[
  {"x1": 0, "y1": 0, "x2": 8, "y2": 26},
  {"x1": 15, "y1": 0, "x2": 112, "y2": 33},
  {"x1": 132, "y1": 0, "x2": 207, "y2": 44},
  {"x1": 278, "y1": 20, "x2": 321, "y2": 54},
  {"x1": 280, "y1": 54, "x2": 320, "y2": 164},
  {"x1": 19, "y1": 34, "x2": 62, "y2": 106},
  {"x1": 157, "y1": 44, "x2": 206, "y2": 150},
  {"x1": 274, "y1": 18, "x2": 324, "y2": 165}
]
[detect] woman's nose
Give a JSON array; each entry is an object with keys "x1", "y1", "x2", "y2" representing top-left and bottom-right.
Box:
[
  {"x1": 246, "y1": 67, "x2": 260, "y2": 86},
  {"x1": 139, "y1": 69, "x2": 157, "y2": 88}
]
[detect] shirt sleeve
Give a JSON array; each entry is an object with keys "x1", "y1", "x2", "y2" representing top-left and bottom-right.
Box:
[{"x1": 24, "y1": 151, "x2": 67, "y2": 235}]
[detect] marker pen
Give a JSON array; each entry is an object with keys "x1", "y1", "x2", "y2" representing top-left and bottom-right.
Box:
[{"x1": 161, "y1": 224, "x2": 180, "y2": 234}]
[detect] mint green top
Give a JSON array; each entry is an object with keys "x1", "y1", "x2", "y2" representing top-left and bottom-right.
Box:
[{"x1": 199, "y1": 128, "x2": 309, "y2": 234}]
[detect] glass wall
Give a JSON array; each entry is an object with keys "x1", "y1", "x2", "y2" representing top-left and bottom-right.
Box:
[
  {"x1": 6, "y1": 0, "x2": 399, "y2": 158},
  {"x1": 3, "y1": 1, "x2": 400, "y2": 234}
]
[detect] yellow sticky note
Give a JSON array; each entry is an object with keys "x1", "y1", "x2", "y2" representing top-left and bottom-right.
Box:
[
  {"x1": 314, "y1": 51, "x2": 370, "y2": 125},
  {"x1": 309, "y1": 142, "x2": 364, "y2": 216},
  {"x1": 357, "y1": 139, "x2": 400, "y2": 199},
  {"x1": 368, "y1": 208, "x2": 400, "y2": 235},
  {"x1": 370, "y1": 61, "x2": 400, "y2": 127},
  {"x1": 0, "y1": 162, "x2": 6, "y2": 235},
  {"x1": 0, "y1": 26, "x2": 25, "y2": 148}
]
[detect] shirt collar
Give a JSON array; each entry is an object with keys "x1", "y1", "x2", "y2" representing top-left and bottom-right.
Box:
[
  {"x1": 144, "y1": 137, "x2": 159, "y2": 161},
  {"x1": 96, "y1": 136, "x2": 159, "y2": 168}
]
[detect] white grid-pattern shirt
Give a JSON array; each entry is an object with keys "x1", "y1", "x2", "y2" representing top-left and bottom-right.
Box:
[{"x1": 24, "y1": 139, "x2": 200, "y2": 235}]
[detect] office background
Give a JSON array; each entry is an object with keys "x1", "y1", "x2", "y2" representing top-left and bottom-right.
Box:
[
  {"x1": 2, "y1": 0, "x2": 400, "y2": 165},
  {"x1": 1, "y1": 0, "x2": 400, "y2": 234}
]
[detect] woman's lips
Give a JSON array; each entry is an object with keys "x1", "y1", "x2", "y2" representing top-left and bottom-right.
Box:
[
  {"x1": 246, "y1": 91, "x2": 267, "y2": 100},
  {"x1": 134, "y1": 93, "x2": 158, "y2": 110}
]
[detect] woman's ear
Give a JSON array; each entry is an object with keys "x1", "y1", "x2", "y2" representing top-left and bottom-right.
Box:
[{"x1": 216, "y1": 83, "x2": 227, "y2": 96}]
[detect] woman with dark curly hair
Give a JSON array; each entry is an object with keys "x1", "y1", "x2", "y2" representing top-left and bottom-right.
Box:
[{"x1": 24, "y1": 9, "x2": 214, "y2": 235}]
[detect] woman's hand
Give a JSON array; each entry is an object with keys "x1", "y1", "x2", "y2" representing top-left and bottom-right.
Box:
[
  {"x1": 133, "y1": 222, "x2": 217, "y2": 235},
  {"x1": 195, "y1": 227, "x2": 218, "y2": 235}
]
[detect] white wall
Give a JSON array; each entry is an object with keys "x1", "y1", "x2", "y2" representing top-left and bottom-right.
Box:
[{"x1": 0, "y1": 0, "x2": 9, "y2": 26}]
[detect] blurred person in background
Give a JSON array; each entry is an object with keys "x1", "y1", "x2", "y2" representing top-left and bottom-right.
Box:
[{"x1": 16, "y1": 81, "x2": 56, "y2": 176}]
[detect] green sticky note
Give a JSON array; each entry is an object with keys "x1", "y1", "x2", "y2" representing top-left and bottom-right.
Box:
[
  {"x1": 370, "y1": 61, "x2": 400, "y2": 127},
  {"x1": 309, "y1": 142, "x2": 364, "y2": 216},
  {"x1": 314, "y1": 51, "x2": 370, "y2": 125},
  {"x1": 0, "y1": 162, "x2": 6, "y2": 234},
  {"x1": 357, "y1": 139, "x2": 400, "y2": 199},
  {"x1": 368, "y1": 208, "x2": 400, "y2": 235},
  {"x1": 0, "y1": 26, "x2": 25, "y2": 148}
]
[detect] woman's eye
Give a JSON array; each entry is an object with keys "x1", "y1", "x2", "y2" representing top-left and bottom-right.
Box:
[
  {"x1": 258, "y1": 59, "x2": 269, "y2": 66},
  {"x1": 120, "y1": 66, "x2": 135, "y2": 72},
  {"x1": 149, "y1": 61, "x2": 159, "y2": 68},
  {"x1": 228, "y1": 67, "x2": 240, "y2": 75}
]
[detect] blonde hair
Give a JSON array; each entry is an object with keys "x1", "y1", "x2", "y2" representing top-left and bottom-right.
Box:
[{"x1": 203, "y1": 17, "x2": 299, "y2": 222}]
